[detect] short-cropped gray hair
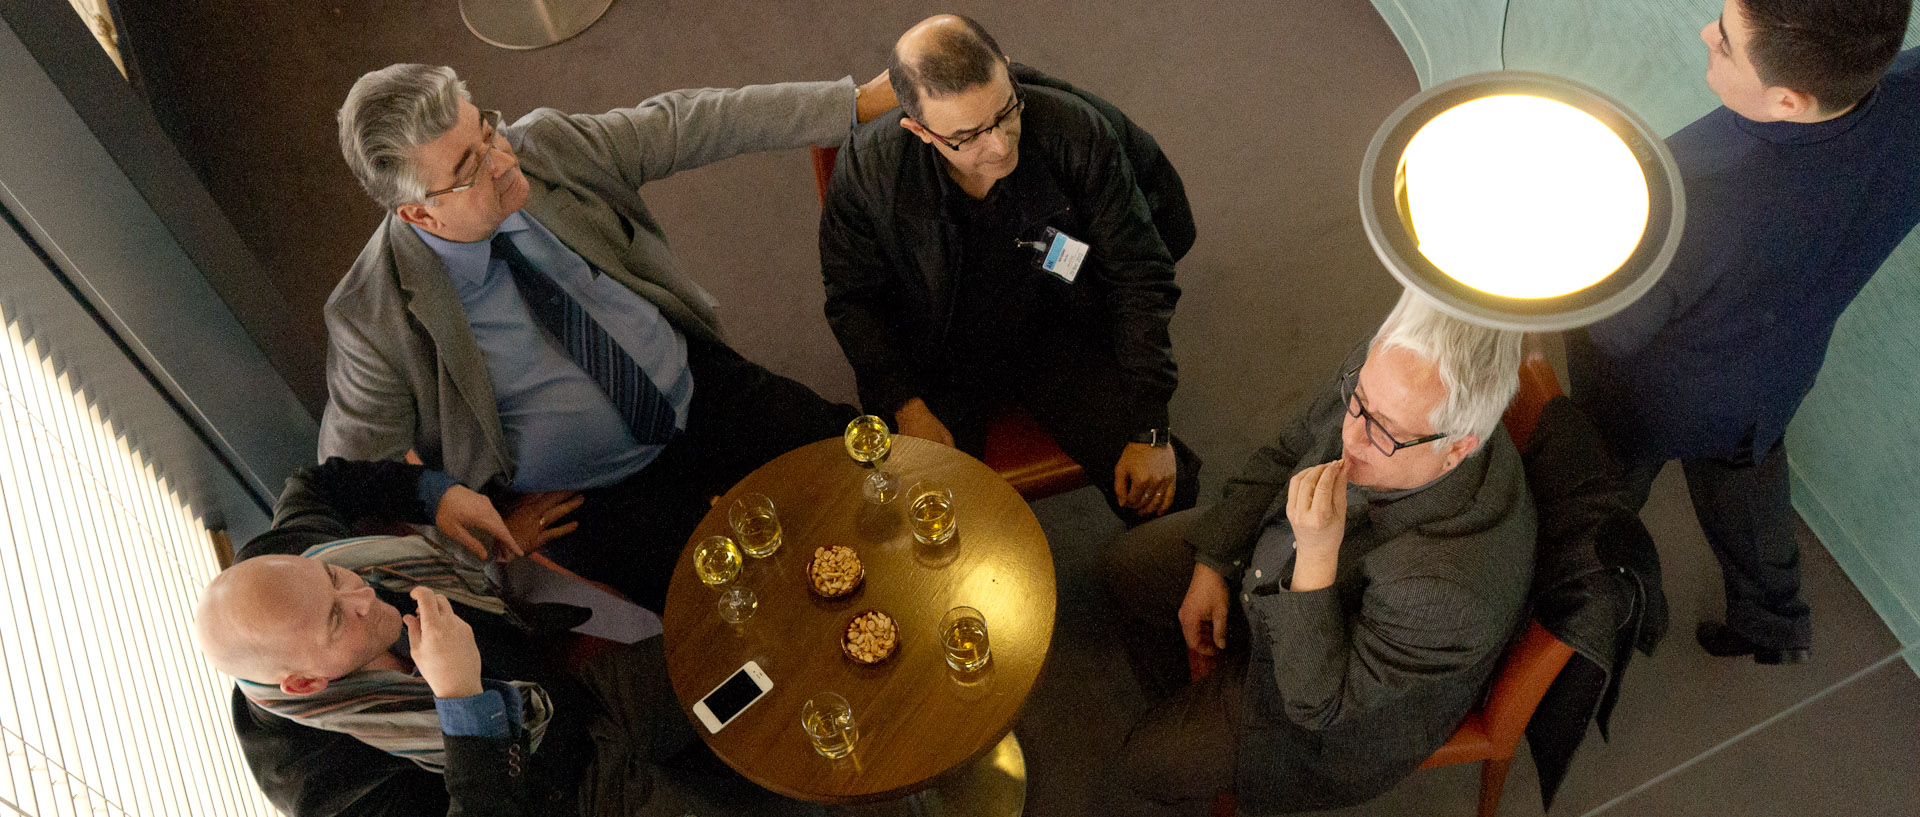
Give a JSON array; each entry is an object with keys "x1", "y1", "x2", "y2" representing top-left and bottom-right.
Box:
[
  {"x1": 1371, "y1": 290, "x2": 1523, "y2": 453},
  {"x1": 338, "y1": 64, "x2": 469, "y2": 210}
]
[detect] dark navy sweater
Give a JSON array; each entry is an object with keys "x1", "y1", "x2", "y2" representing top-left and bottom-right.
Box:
[{"x1": 1574, "y1": 47, "x2": 1920, "y2": 464}]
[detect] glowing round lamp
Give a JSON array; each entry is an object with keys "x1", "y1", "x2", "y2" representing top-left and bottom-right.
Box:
[{"x1": 1359, "y1": 72, "x2": 1684, "y2": 330}]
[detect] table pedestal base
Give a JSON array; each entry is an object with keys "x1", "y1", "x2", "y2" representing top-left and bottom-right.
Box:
[
  {"x1": 834, "y1": 732, "x2": 1026, "y2": 817},
  {"x1": 459, "y1": 0, "x2": 614, "y2": 50}
]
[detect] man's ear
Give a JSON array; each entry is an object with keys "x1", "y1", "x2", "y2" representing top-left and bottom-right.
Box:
[
  {"x1": 1440, "y1": 435, "x2": 1481, "y2": 473},
  {"x1": 899, "y1": 117, "x2": 937, "y2": 145},
  {"x1": 281, "y1": 675, "x2": 329, "y2": 696},
  {"x1": 1769, "y1": 85, "x2": 1819, "y2": 121},
  {"x1": 395, "y1": 202, "x2": 437, "y2": 231}
]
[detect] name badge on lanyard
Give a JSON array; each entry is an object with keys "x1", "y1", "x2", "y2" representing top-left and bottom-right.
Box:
[{"x1": 1028, "y1": 227, "x2": 1090, "y2": 283}]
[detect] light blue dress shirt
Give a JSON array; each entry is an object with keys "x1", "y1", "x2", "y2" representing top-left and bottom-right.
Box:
[{"x1": 413, "y1": 212, "x2": 694, "y2": 491}]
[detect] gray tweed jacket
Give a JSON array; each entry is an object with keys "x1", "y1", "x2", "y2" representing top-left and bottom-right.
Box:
[
  {"x1": 318, "y1": 79, "x2": 856, "y2": 490},
  {"x1": 1190, "y1": 343, "x2": 1536, "y2": 813}
]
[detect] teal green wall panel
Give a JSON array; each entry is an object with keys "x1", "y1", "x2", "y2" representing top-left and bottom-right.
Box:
[
  {"x1": 1368, "y1": 0, "x2": 1509, "y2": 88},
  {"x1": 1787, "y1": 232, "x2": 1920, "y2": 676},
  {"x1": 1365, "y1": 0, "x2": 1920, "y2": 672},
  {"x1": 1502, "y1": 0, "x2": 1723, "y2": 136}
]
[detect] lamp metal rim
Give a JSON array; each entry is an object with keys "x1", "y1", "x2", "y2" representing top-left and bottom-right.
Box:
[{"x1": 1358, "y1": 70, "x2": 1686, "y2": 331}]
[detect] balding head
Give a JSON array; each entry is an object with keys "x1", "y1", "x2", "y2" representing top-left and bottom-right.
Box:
[
  {"x1": 888, "y1": 14, "x2": 1006, "y2": 122},
  {"x1": 194, "y1": 554, "x2": 405, "y2": 695}
]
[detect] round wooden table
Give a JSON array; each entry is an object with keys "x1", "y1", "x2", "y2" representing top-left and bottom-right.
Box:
[{"x1": 662, "y1": 436, "x2": 1056, "y2": 806}]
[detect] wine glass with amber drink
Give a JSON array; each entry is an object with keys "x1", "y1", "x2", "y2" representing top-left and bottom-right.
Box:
[
  {"x1": 843, "y1": 415, "x2": 900, "y2": 504},
  {"x1": 693, "y1": 535, "x2": 756, "y2": 623}
]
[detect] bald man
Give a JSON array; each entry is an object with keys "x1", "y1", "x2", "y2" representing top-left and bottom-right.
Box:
[
  {"x1": 196, "y1": 458, "x2": 818, "y2": 817},
  {"x1": 821, "y1": 14, "x2": 1201, "y2": 525}
]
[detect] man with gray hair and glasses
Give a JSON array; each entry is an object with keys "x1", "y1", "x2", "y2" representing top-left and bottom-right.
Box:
[
  {"x1": 1102, "y1": 290, "x2": 1535, "y2": 815},
  {"x1": 322, "y1": 64, "x2": 894, "y2": 610}
]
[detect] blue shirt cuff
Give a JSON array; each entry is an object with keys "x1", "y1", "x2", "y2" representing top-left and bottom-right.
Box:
[
  {"x1": 437, "y1": 686, "x2": 518, "y2": 744},
  {"x1": 416, "y1": 469, "x2": 462, "y2": 518}
]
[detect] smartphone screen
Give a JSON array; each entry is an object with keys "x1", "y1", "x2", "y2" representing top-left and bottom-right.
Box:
[{"x1": 701, "y1": 665, "x2": 769, "y2": 727}]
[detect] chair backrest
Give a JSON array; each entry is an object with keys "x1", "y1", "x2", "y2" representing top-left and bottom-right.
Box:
[
  {"x1": 1501, "y1": 348, "x2": 1561, "y2": 449},
  {"x1": 810, "y1": 145, "x2": 838, "y2": 206},
  {"x1": 1483, "y1": 619, "x2": 1576, "y2": 748}
]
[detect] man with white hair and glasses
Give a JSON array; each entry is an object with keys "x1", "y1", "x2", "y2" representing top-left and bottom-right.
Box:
[
  {"x1": 1102, "y1": 291, "x2": 1536, "y2": 815},
  {"x1": 321, "y1": 64, "x2": 894, "y2": 609}
]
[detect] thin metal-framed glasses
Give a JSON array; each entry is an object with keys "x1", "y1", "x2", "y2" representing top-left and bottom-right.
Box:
[
  {"x1": 925, "y1": 83, "x2": 1025, "y2": 152},
  {"x1": 1339, "y1": 364, "x2": 1447, "y2": 457},
  {"x1": 423, "y1": 109, "x2": 504, "y2": 200}
]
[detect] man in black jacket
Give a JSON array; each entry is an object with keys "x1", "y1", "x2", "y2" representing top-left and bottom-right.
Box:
[
  {"x1": 194, "y1": 459, "x2": 816, "y2": 816},
  {"x1": 821, "y1": 14, "x2": 1199, "y2": 523}
]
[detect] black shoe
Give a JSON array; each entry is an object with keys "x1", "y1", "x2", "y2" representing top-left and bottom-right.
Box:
[{"x1": 1696, "y1": 621, "x2": 1810, "y2": 665}]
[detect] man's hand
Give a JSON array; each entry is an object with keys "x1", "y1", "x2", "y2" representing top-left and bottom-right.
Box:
[
  {"x1": 404, "y1": 587, "x2": 483, "y2": 699},
  {"x1": 1178, "y1": 562, "x2": 1232, "y2": 655},
  {"x1": 503, "y1": 491, "x2": 584, "y2": 555},
  {"x1": 1285, "y1": 459, "x2": 1348, "y2": 593},
  {"x1": 856, "y1": 70, "x2": 897, "y2": 123},
  {"x1": 1115, "y1": 442, "x2": 1178, "y2": 517},
  {"x1": 894, "y1": 397, "x2": 955, "y2": 447},
  {"x1": 435, "y1": 485, "x2": 522, "y2": 562}
]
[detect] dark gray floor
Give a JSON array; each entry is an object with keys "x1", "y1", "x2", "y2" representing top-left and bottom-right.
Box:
[{"x1": 114, "y1": 0, "x2": 1918, "y2": 814}]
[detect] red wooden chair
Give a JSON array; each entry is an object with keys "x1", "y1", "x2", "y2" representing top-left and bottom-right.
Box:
[
  {"x1": 810, "y1": 146, "x2": 1090, "y2": 501},
  {"x1": 1202, "y1": 348, "x2": 1575, "y2": 817}
]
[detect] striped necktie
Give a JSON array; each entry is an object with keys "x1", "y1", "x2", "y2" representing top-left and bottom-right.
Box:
[{"x1": 491, "y1": 232, "x2": 679, "y2": 445}]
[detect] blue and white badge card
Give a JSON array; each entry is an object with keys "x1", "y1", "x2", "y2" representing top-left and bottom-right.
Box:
[{"x1": 1038, "y1": 228, "x2": 1090, "y2": 283}]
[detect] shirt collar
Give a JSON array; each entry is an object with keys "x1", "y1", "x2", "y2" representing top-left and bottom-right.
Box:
[{"x1": 410, "y1": 211, "x2": 532, "y2": 286}]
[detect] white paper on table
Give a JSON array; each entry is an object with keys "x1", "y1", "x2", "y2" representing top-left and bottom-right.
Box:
[{"x1": 499, "y1": 557, "x2": 662, "y2": 644}]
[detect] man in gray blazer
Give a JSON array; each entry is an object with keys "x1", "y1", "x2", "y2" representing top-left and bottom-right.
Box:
[
  {"x1": 321, "y1": 63, "x2": 894, "y2": 609},
  {"x1": 1104, "y1": 291, "x2": 1535, "y2": 815}
]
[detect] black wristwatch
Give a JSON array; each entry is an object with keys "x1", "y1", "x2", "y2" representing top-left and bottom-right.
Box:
[{"x1": 1130, "y1": 427, "x2": 1172, "y2": 448}]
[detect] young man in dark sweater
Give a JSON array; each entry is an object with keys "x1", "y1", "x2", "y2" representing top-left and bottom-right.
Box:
[{"x1": 1569, "y1": 0, "x2": 1918, "y2": 664}]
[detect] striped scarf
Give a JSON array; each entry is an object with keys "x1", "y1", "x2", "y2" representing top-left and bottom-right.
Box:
[{"x1": 237, "y1": 535, "x2": 553, "y2": 772}]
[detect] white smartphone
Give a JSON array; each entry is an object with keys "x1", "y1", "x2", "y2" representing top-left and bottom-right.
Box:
[{"x1": 692, "y1": 660, "x2": 773, "y2": 734}]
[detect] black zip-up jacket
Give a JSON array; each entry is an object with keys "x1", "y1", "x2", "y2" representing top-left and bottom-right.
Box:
[{"x1": 821, "y1": 66, "x2": 1190, "y2": 434}]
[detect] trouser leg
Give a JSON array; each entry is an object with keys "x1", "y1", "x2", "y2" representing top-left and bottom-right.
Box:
[
  {"x1": 1618, "y1": 457, "x2": 1664, "y2": 514},
  {"x1": 1681, "y1": 441, "x2": 1811, "y2": 650},
  {"x1": 544, "y1": 341, "x2": 855, "y2": 611},
  {"x1": 1114, "y1": 657, "x2": 1246, "y2": 817},
  {"x1": 575, "y1": 638, "x2": 826, "y2": 817},
  {"x1": 1015, "y1": 352, "x2": 1201, "y2": 525},
  {"x1": 675, "y1": 340, "x2": 860, "y2": 483},
  {"x1": 1102, "y1": 508, "x2": 1226, "y2": 703}
]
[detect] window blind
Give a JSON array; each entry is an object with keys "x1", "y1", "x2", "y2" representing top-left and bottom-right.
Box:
[{"x1": 0, "y1": 318, "x2": 275, "y2": 816}]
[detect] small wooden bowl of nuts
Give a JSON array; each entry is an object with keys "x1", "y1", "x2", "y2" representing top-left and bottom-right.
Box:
[
  {"x1": 843, "y1": 610, "x2": 899, "y2": 665},
  {"x1": 808, "y1": 545, "x2": 865, "y2": 599}
]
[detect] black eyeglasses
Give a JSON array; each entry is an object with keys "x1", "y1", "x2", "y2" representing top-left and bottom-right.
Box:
[
  {"x1": 1339, "y1": 364, "x2": 1447, "y2": 457},
  {"x1": 925, "y1": 82, "x2": 1025, "y2": 152},
  {"x1": 423, "y1": 109, "x2": 503, "y2": 200}
]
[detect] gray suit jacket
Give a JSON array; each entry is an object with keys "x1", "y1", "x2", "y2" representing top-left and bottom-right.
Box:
[
  {"x1": 318, "y1": 80, "x2": 857, "y2": 490},
  {"x1": 1191, "y1": 344, "x2": 1535, "y2": 813}
]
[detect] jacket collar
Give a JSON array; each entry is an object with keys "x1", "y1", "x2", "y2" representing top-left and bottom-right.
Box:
[
  {"x1": 383, "y1": 217, "x2": 512, "y2": 475},
  {"x1": 895, "y1": 136, "x2": 1073, "y2": 230},
  {"x1": 1363, "y1": 425, "x2": 1518, "y2": 545},
  {"x1": 520, "y1": 179, "x2": 627, "y2": 279}
]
